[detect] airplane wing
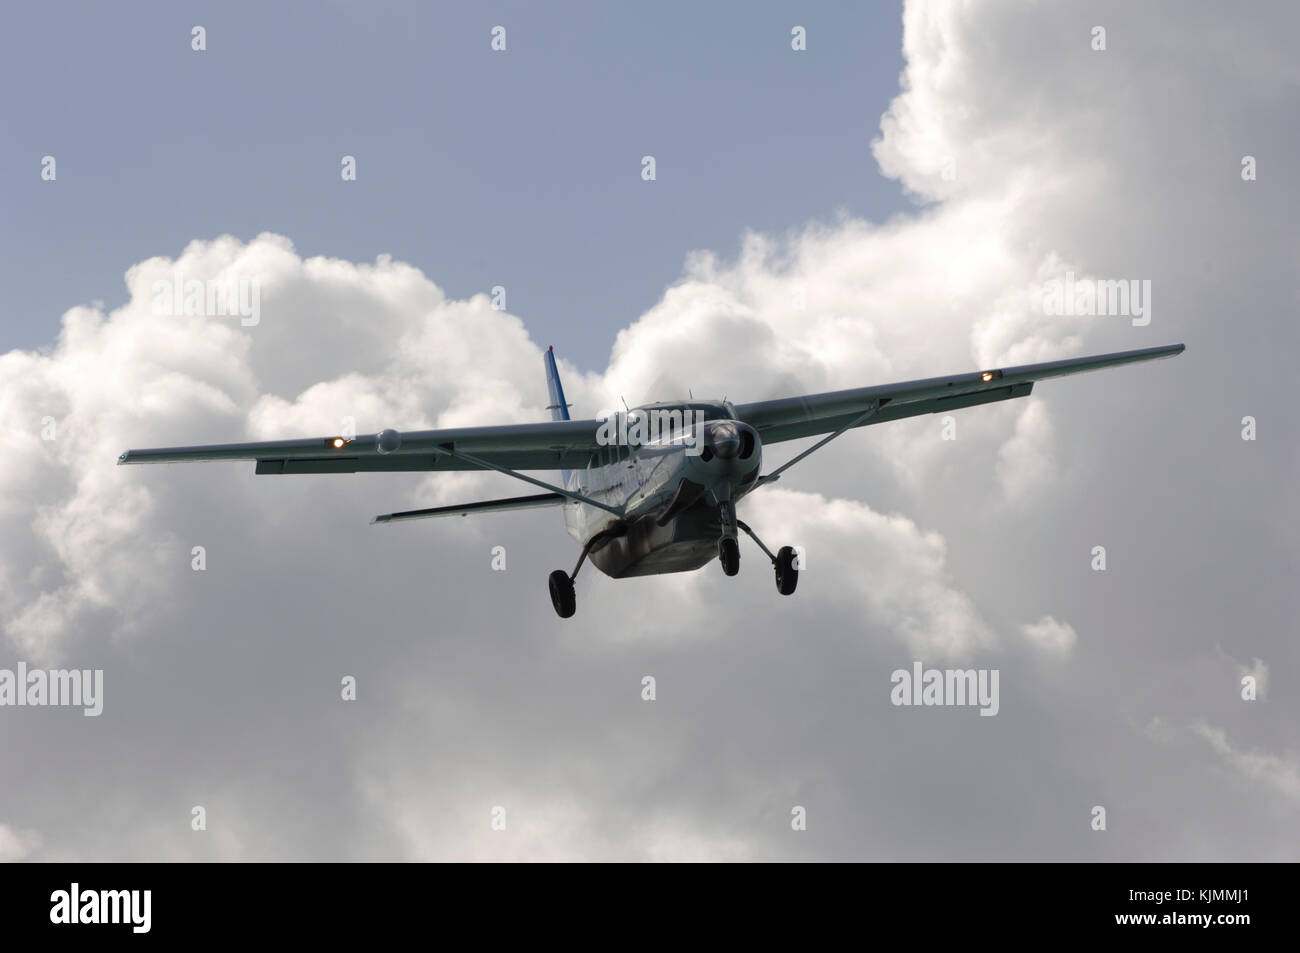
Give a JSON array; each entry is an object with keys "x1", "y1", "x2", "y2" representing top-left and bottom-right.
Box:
[
  {"x1": 118, "y1": 344, "x2": 1183, "y2": 480},
  {"x1": 734, "y1": 343, "x2": 1185, "y2": 445},
  {"x1": 117, "y1": 419, "x2": 606, "y2": 474}
]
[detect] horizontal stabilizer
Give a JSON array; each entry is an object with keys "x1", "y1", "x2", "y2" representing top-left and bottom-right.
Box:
[{"x1": 371, "y1": 491, "x2": 565, "y2": 524}]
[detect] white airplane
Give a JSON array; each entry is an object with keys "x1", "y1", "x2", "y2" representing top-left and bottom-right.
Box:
[{"x1": 119, "y1": 342, "x2": 1184, "y2": 617}]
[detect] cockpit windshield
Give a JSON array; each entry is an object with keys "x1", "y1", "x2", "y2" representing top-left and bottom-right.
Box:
[
  {"x1": 621, "y1": 401, "x2": 734, "y2": 444},
  {"x1": 631, "y1": 400, "x2": 735, "y2": 422}
]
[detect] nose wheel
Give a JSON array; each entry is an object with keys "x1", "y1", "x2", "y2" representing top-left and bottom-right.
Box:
[{"x1": 718, "y1": 537, "x2": 741, "y2": 576}]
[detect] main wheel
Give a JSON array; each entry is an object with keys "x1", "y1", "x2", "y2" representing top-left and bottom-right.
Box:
[
  {"x1": 775, "y1": 546, "x2": 799, "y2": 595},
  {"x1": 719, "y1": 537, "x2": 740, "y2": 576},
  {"x1": 548, "y1": 569, "x2": 576, "y2": 618}
]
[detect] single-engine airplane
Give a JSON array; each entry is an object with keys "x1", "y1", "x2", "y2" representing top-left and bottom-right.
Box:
[{"x1": 119, "y1": 342, "x2": 1184, "y2": 617}]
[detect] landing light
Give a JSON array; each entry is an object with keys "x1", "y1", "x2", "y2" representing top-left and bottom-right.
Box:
[
  {"x1": 331, "y1": 437, "x2": 346, "y2": 448},
  {"x1": 981, "y1": 371, "x2": 995, "y2": 382}
]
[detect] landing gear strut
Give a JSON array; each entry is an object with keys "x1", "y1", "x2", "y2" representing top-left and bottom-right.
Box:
[
  {"x1": 717, "y1": 500, "x2": 740, "y2": 576},
  {"x1": 548, "y1": 522, "x2": 626, "y2": 619},
  {"x1": 735, "y1": 518, "x2": 799, "y2": 596}
]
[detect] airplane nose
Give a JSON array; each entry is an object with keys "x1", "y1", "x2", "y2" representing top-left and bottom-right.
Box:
[{"x1": 706, "y1": 421, "x2": 742, "y2": 460}]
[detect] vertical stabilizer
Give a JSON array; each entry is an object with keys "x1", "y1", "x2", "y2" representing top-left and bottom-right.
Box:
[
  {"x1": 544, "y1": 346, "x2": 571, "y2": 422},
  {"x1": 543, "y1": 346, "x2": 574, "y2": 488}
]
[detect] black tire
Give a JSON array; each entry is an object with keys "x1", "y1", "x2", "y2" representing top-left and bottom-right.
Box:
[
  {"x1": 719, "y1": 537, "x2": 740, "y2": 576},
  {"x1": 775, "y1": 546, "x2": 799, "y2": 595},
  {"x1": 548, "y1": 569, "x2": 576, "y2": 618}
]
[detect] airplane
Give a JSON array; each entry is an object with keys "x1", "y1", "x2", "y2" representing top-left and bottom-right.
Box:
[{"x1": 118, "y1": 342, "x2": 1185, "y2": 618}]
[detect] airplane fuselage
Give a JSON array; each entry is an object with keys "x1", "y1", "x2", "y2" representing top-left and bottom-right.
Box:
[{"x1": 562, "y1": 402, "x2": 762, "y2": 577}]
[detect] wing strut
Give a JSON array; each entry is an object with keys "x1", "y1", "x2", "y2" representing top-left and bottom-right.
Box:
[
  {"x1": 436, "y1": 446, "x2": 624, "y2": 517},
  {"x1": 372, "y1": 492, "x2": 565, "y2": 524},
  {"x1": 755, "y1": 400, "x2": 882, "y2": 489}
]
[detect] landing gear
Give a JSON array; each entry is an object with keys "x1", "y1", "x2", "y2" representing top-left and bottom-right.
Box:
[
  {"x1": 548, "y1": 522, "x2": 627, "y2": 619},
  {"x1": 717, "y1": 499, "x2": 740, "y2": 576},
  {"x1": 735, "y1": 518, "x2": 799, "y2": 597},
  {"x1": 718, "y1": 537, "x2": 740, "y2": 576},
  {"x1": 774, "y1": 545, "x2": 799, "y2": 595},
  {"x1": 548, "y1": 570, "x2": 576, "y2": 618}
]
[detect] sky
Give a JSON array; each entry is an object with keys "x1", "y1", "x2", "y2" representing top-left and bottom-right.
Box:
[
  {"x1": 1, "y1": 0, "x2": 908, "y2": 372},
  {"x1": 1, "y1": 1, "x2": 1298, "y2": 861}
]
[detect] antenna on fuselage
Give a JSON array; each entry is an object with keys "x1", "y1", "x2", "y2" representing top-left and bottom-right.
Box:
[{"x1": 620, "y1": 396, "x2": 630, "y2": 412}]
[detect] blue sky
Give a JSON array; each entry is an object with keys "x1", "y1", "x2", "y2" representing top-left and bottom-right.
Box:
[{"x1": 2, "y1": 0, "x2": 906, "y2": 371}]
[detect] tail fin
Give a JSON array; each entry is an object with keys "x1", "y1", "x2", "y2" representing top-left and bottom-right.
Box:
[{"x1": 544, "y1": 346, "x2": 571, "y2": 422}]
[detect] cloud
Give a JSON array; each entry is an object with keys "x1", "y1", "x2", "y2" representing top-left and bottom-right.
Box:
[
  {"x1": 1, "y1": 235, "x2": 544, "y2": 663},
  {"x1": 997, "y1": 401, "x2": 1056, "y2": 504},
  {"x1": 1193, "y1": 723, "x2": 1300, "y2": 803},
  {"x1": 749, "y1": 489, "x2": 994, "y2": 658},
  {"x1": 1020, "y1": 615, "x2": 1077, "y2": 656},
  {"x1": 0, "y1": 823, "x2": 40, "y2": 862},
  {"x1": 0, "y1": 226, "x2": 999, "y2": 858}
]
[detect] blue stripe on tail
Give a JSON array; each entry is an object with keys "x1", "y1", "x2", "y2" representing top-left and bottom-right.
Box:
[{"x1": 544, "y1": 346, "x2": 571, "y2": 422}]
